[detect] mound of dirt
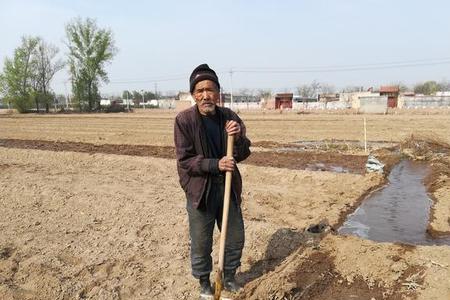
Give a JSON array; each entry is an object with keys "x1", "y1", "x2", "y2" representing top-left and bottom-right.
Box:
[
  {"x1": 236, "y1": 234, "x2": 431, "y2": 300},
  {"x1": 401, "y1": 135, "x2": 450, "y2": 159}
]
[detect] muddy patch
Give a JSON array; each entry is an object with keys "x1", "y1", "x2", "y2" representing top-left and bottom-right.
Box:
[
  {"x1": 253, "y1": 139, "x2": 397, "y2": 152},
  {"x1": 0, "y1": 163, "x2": 12, "y2": 170},
  {"x1": 0, "y1": 138, "x2": 175, "y2": 159},
  {"x1": 0, "y1": 138, "x2": 367, "y2": 173},
  {"x1": 246, "y1": 151, "x2": 367, "y2": 174},
  {"x1": 305, "y1": 163, "x2": 349, "y2": 173},
  {"x1": 0, "y1": 246, "x2": 15, "y2": 260}
]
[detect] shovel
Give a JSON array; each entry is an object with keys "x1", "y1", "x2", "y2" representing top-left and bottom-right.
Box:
[{"x1": 214, "y1": 134, "x2": 234, "y2": 300}]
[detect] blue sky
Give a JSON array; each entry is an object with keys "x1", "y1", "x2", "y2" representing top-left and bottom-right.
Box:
[{"x1": 1, "y1": 0, "x2": 449, "y2": 96}]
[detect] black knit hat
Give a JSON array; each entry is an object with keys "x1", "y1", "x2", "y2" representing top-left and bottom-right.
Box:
[{"x1": 189, "y1": 64, "x2": 220, "y2": 94}]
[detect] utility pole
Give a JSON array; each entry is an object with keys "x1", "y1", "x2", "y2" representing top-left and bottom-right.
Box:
[
  {"x1": 154, "y1": 82, "x2": 158, "y2": 100},
  {"x1": 141, "y1": 89, "x2": 145, "y2": 109},
  {"x1": 230, "y1": 68, "x2": 233, "y2": 110}
]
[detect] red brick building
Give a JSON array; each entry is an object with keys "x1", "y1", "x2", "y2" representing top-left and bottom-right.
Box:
[
  {"x1": 274, "y1": 93, "x2": 293, "y2": 109},
  {"x1": 380, "y1": 86, "x2": 400, "y2": 108}
]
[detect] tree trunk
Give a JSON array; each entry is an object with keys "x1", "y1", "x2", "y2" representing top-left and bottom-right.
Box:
[
  {"x1": 88, "y1": 81, "x2": 92, "y2": 111},
  {"x1": 44, "y1": 86, "x2": 49, "y2": 113}
]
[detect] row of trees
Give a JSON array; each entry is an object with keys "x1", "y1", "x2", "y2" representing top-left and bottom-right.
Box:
[
  {"x1": 0, "y1": 37, "x2": 64, "y2": 112},
  {"x1": 223, "y1": 83, "x2": 334, "y2": 100},
  {"x1": 413, "y1": 80, "x2": 450, "y2": 95},
  {"x1": 0, "y1": 18, "x2": 116, "y2": 112},
  {"x1": 121, "y1": 90, "x2": 158, "y2": 101}
]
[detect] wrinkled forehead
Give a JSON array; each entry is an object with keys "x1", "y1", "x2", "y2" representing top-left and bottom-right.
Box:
[{"x1": 194, "y1": 79, "x2": 219, "y2": 90}]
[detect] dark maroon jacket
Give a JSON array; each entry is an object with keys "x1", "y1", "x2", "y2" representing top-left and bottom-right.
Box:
[{"x1": 174, "y1": 105, "x2": 251, "y2": 208}]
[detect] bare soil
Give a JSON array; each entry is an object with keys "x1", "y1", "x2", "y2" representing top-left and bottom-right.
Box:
[
  {"x1": 0, "y1": 139, "x2": 368, "y2": 174},
  {"x1": 2, "y1": 112, "x2": 450, "y2": 146},
  {"x1": 0, "y1": 138, "x2": 176, "y2": 159}
]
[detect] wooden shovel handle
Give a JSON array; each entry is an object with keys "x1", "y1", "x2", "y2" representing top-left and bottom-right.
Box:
[{"x1": 218, "y1": 134, "x2": 234, "y2": 274}]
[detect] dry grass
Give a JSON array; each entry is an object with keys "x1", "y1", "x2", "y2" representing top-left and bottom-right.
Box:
[{"x1": 400, "y1": 134, "x2": 450, "y2": 158}]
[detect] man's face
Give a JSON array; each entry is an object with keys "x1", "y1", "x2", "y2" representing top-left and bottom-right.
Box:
[{"x1": 193, "y1": 80, "x2": 219, "y2": 115}]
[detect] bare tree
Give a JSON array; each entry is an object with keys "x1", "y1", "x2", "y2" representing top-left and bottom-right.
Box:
[
  {"x1": 238, "y1": 88, "x2": 255, "y2": 109},
  {"x1": 34, "y1": 40, "x2": 65, "y2": 112},
  {"x1": 438, "y1": 79, "x2": 450, "y2": 92},
  {"x1": 256, "y1": 89, "x2": 272, "y2": 99},
  {"x1": 122, "y1": 90, "x2": 132, "y2": 100},
  {"x1": 319, "y1": 83, "x2": 336, "y2": 94},
  {"x1": 341, "y1": 86, "x2": 363, "y2": 93},
  {"x1": 386, "y1": 82, "x2": 409, "y2": 93},
  {"x1": 297, "y1": 80, "x2": 320, "y2": 98}
]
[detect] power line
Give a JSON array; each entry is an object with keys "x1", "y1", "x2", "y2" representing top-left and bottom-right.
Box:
[
  {"x1": 53, "y1": 57, "x2": 450, "y2": 86},
  {"x1": 233, "y1": 57, "x2": 450, "y2": 71},
  {"x1": 235, "y1": 59, "x2": 450, "y2": 74},
  {"x1": 103, "y1": 58, "x2": 450, "y2": 83},
  {"x1": 108, "y1": 76, "x2": 186, "y2": 84},
  {"x1": 54, "y1": 75, "x2": 186, "y2": 85}
]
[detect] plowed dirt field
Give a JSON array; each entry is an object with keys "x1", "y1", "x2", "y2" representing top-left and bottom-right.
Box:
[{"x1": 1, "y1": 111, "x2": 449, "y2": 300}]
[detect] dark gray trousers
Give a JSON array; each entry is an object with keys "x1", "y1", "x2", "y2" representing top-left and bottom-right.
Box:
[{"x1": 186, "y1": 177, "x2": 245, "y2": 279}]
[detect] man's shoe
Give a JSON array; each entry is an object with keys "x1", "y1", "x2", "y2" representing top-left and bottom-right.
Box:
[
  {"x1": 223, "y1": 270, "x2": 241, "y2": 293},
  {"x1": 199, "y1": 275, "x2": 213, "y2": 300}
]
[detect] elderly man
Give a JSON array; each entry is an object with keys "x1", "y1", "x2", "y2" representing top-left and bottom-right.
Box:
[{"x1": 174, "y1": 64, "x2": 251, "y2": 299}]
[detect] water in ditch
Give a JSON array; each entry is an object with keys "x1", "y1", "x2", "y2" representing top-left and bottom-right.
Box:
[{"x1": 339, "y1": 159, "x2": 450, "y2": 246}]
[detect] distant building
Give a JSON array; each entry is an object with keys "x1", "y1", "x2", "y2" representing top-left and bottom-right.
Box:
[
  {"x1": 122, "y1": 99, "x2": 134, "y2": 107},
  {"x1": 274, "y1": 93, "x2": 293, "y2": 109},
  {"x1": 176, "y1": 92, "x2": 195, "y2": 111},
  {"x1": 100, "y1": 99, "x2": 112, "y2": 106},
  {"x1": 177, "y1": 92, "x2": 195, "y2": 104},
  {"x1": 148, "y1": 99, "x2": 159, "y2": 107},
  {"x1": 293, "y1": 95, "x2": 317, "y2": 103},
  {"x1": 379, "y1": 86, "x2": 400, "y2": 108},
  {"x1": 220, "y1": 93, "x2": 260, "y2": 104},
  {"x1": 398, "y1": 94, "x2": 450, "y2": 108},
  {"x1": 358, "y1": 96, "x2": 388, "y2": 114},
  {"x1": 262, "y1": 93, "x2": 293, "y2": 109},
  {"x1": 318, "y1": 93, "x2": 339, "y2": 103},
  {"x1": 340, "y1": 91, "x2": 379, "y2": 109}
]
